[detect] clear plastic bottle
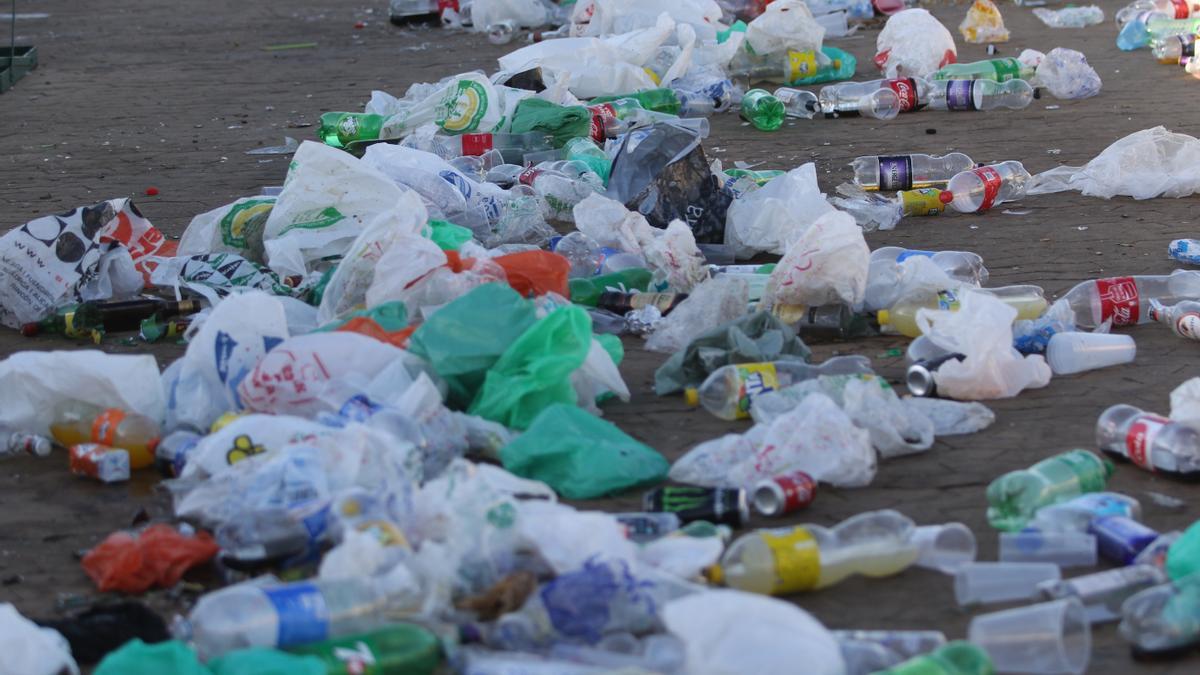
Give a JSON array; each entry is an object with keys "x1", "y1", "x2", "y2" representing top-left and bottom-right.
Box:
[
  {"x1": 0, "y1": 432, "x2": 52, "y2": 459},
  {"x1": 177, "y1": 571, "x2": 424, "y2": 660},
  {"x1": 869, "y1": 246, "x2": 990, "y2": 286},
  {"x1": 49, "y1": 401, "x2": 159, "y2": 470},
  {"x1": 563, "y1": 137, "x2": 611, "y2": 186},
  {"x1": 945, "y1": 161, "x2": 1032, "y2": 213},
  {"x1": 1041, "y1": 565, "x2": 1167, "y2": 623},
  {"x1": 489, "y1": 160, "x2": 603, "y2": 221},
  {"x1": 1119, "y1": 570, "x2": 1200, "y2": 654},
  {"x1": 740, "y1": 89, "x2": 786, "y2": 131},
  {"x1": 707, "y1": 510, "x2": 920, "y2": 595},
  {"x1": 851, "y1": 153, "x2": 975, "y2": 192},
  {"x1": 1119, "y1": 13, "x2": 1200, "y2": 49},
  {"x1": 1096, "y1": 404, "x2": 1200, "y2": 478},
  {"x1": 926, "y1": 79, "x2": 1035, "y2": 112},
  {"x1": 986, "y1": 449, "x2": 1114, "y2": 532},
  {"x1": 685, "y1": 354, "x2": 875, "y2": 420},
  {"x1": 821, "y1": 78, "x2": 935, "y2": 114},
  {"x1": 773, "y1": 87, "x2": 819, "y2": 119},
  {"x1": 1149, "y1": 299, "x2": 1200, "y2": 340},
  {"x1": 1061, "y1": 270, "x2": 1200, "y2": 329},
  {"x1": 871, "y1": 641, "x2": 995, "y2": 675},
  {"x1": 813, "y1": 87, "x2": 901, "y2": 120},
  {"x1": 1028, "y1": 492, "x2": 1142, "y2": 533},
  {"x1": 834, "y1": 629, "x2": 948, "y2": 674},
  {"x1": 877, "y1": 285, "x2": 1048, "y2": 338},
  {"x1": 1117, "y1": 0, "x2": 1196, "y2": 25},
  {"x1": 418, "y1": 131, "x2": 555, "y2": 164},
  {"x1": 1152, "y1": 33, "x2": 1196, "y2": 62},
  {"x1": 933, "y1": 57, "x2": 1036, "y2": 82}
]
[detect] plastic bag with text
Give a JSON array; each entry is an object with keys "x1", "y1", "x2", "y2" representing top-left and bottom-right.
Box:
[
  {"x1": 875, "y1": 9, "x2": 957, "y2": 78},
  {"x1": 764, "y1": 210, "x2": 869, "y2": 311}
]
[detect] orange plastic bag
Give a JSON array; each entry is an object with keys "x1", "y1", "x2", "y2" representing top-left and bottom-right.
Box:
[
  {"x1": 335, "y1": 316, "x2": 419, "y2": 349},
  {"x1": 82, "y1": 524, "x2": 219, "y2": 593},
  {"x1": 493, "y1": 250, "x2": 570, "y2": 298}
]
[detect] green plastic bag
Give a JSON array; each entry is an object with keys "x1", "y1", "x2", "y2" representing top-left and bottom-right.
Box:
[
  {"x1": 508, "y1": 98, "x2": 594, "y2": 148},
  {"x1": 315, "y1": 300, "x2": 409, "y2": 333},
  {"x1": 1167, "y1": 520, "x2": 1200, "y2": 580},
  {"x1": 500, "y1": 404, "x2": 669, "y2": 499},
  {"x1": 210, "y1": 648, "x2": 325, "y2": 675},
  {"x1": 95, "y1": 640, "x2": 210, "y2": 675},
  {"x1": 424, "y1": 219, "x2": 474, "y2": 251},
  {"x1": 408, "y1": 283, "x2": 538, "y2": 409},
  {"x1": 469, "y1": 305, "x2": 593, "y2": 430}
]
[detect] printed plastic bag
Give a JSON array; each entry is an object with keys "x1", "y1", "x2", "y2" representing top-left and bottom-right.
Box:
[
  {"x1": 178, "y1": 197, "x2": 275, "y2": 262},
  {"x1": 646, "y1": 276, "x2": 750, "y2": 354},
  {"x1": 500, "y1": 403, "x2": 670, "y2": 499},
  {"x1": 1034, "y1": 47, "x2": 1102, "y2": 100},
  {"x1": 1027, "y1": 127, "x2": 1200, "y2": 199},
  {"x1": 177, "y1": 413, "x2": 333, "y2": 480},
  {"x1": 380, "y1": 73, "x2": 506, "y2": 138},
  {"x1": 725, "y1": 163, "x2": 836, "y2": 258},
  {"x1": 915, "y1": 290, "x2": 1052, "y2": 400},
  {"x1": 642, "y1": 220, "x2": 708, "y2": 293},
  {"x1": 745, "y1": 0, "x2": 825, "y2": 56},
  {"x1": 958, "y1": 0, "x2": 1009, "y2": 44},
  {"x1": 764, "y1": 210, "x2": 869, "y2": 310},
  {"x1": 149, "y1": 253, "x2": 298, "y2": 304},
  {"x1": 81, "y1": 524, "x2": 219, "y2": 594},
  {"x1": 875, "y1": 9, "x2": 957, "y2": 78}
]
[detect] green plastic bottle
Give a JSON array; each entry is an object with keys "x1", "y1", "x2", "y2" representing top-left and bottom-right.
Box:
[
  {"x1": 318, "y1": 112, "x2": 388, "y2": 149},
  {"x1": 740, "y1": 89, "x2": 786, "y2": 131},
  {"x1": 564, "y1": 137, "x2": 612, "y2": 186},
  {"x1": 933, "y1": 58, "x2": 1036, "y2": 83},
  {"x1": 589, "y1": 88, "x2": 681, "y2": 115},
  {"x1": 986, "y1": 450, "x2": 1114, "y2": 532},
  {"x1": 285, "y1": 624, "x2": 442, "y2": 675},
  {"x1": 874, "y1": 641, "x2": 995, "y2": 675},
  {"x1": 568, "y1": 268, "x2": 653, "y2": 306}
]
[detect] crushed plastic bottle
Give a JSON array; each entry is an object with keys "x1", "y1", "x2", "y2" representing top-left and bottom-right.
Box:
[
  {"x1": 944, "y1": 161, "x2": 1032, "y2": 213},
  {"x1": 1097, "y1": 404, "x2": 1200, "y2": 478},
  {"x1": 986, "y1": 449, "x2": 1114, "y2": 531},
  {"x1": 685, "y1": 354, "x2": 874, "y2": 420},
  {"x1": 822, "y1": 78, "x2": 935, "y2": 114},
  {"x1": 1119, "y1": 570, "x2": 1200, "y2": 655}
]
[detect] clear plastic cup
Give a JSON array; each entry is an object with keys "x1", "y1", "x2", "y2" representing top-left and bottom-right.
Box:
[
  {"x1": 954, "y1": 562, "x2": 1061, "y2": 607},
  {"x1": 912, "y1": 523, "x2": 977, "y2": 573},
  {"x1": 968, "y1": 598, "x2": 1091, "y2": 674},
  {"x1": 1045, "y1": 332, "x2": 1136, "y2": 375},
  {"x1": 999, "y1": 531, "x2": 1098, "y2": 568}
]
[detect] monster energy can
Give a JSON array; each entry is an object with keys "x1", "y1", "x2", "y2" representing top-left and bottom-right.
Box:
[{"x1": 643, "y1": 485, "x2": 750, "y2": 528}]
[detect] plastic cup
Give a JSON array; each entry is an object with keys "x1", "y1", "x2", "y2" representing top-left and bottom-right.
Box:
[
  {"x1": 954, "y1": 562, "x2": 1061, "y2": 607},
  {"x1": 968, "y1": 598, "x2": 1091, "y2": 674},
  {"x1": 1045, "y1": 332, "x2": 1136, "y2": 375},
  {"x1": 999, "y1": 531, "x2": 1098, "y2": 568},
  {"x1": 913, "y1": 523, "x2": 977, "y2": 573}
]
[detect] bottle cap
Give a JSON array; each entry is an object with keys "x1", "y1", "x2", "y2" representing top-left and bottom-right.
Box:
[
  {"x1": 876, "y1": 309, "x2": 891, "y2": 325},
  {"x1": 684, "y1": 388, "x2": 700, "y2": 407},
  {"x1": 939, "y1": 190, "x2": 955, "y2": 204},
  {"x1": 19, "y1": 323, "x2": 39, "y2": 337}
]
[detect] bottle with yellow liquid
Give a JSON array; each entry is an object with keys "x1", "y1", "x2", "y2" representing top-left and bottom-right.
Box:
[
  {"x1": 706, "y1": 510, "x2": 919, "y2": 595},
  {"x1": 877, "y1": 285, "x2": 1048, "y2": 338},
  {"x1": 49, "y1": 401, "x2": 160, "y2": 470}
]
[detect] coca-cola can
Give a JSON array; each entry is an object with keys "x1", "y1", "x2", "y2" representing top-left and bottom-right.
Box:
[{"x1": 752, "y1": 470, "x2": 817, "y2": 517}]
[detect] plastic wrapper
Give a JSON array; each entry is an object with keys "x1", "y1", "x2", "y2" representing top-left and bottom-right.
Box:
[
  {"x1": 81, "y1": 524, "x2": 219, "y2": 594},
  {"x1": 875, "y1": 9, "x2": 958, "y2": 78},
  {"x1": 1033, "y1": 6, "x2": 1104, "y2": 28},
  {"x1": 763, "y1": 210, "x2": 869, "y2": 311},
  {"x1": 646, "y1": 276, "x2": 750, "y2": 354},
  {"x1": 745, "y1": 0, "x2": 825, "y2": 56},
  {"x1": 914, "y1": 290, "x2": 1052, "y2": 400},
  {"x1": 958, "y1": 0, "x2": 1009, "y2": 44},
  {"x1": 725, "y1": 163, "x2": 836, "y2": 258},
  {"x1": 1027, "y1": 127, "x2": 1200, "y2": 199},
  {"x1": 1035, "y1": 47, "x2": 1102, "y2": 100}
]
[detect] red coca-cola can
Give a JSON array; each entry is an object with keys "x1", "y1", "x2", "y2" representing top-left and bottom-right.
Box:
[{"x1": 752, "y1": 470, "x2": 817, "y2": 517}]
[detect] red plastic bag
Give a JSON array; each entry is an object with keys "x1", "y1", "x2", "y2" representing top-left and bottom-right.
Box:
[
  {"x1": 82, "y1": 524, "x2": 219, "y2": 593},
  {"x1": 493, "y1": 250, "x2": 570, "y2": 298}
]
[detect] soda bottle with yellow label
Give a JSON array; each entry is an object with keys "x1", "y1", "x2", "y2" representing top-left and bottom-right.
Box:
[{"x1": 685, "y1": 355, "x2": 874, "y2": 420}]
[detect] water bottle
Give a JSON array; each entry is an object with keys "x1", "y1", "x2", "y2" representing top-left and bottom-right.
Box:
[
  {"x1": 821, "y1": 78, "x2": 935, "y2": 114},
  {"x1": 986, "y1": 450, "x2": 1114, "y2": 531},
  {"x1": 706, "y1": 510, "x2": 920, "y2": 595},
  {"x1": 489, "y1": 161, "x2": 603, "y2": 221},
  {"x1": 1119, "y1": 571, "x2": 1200, "y2": 654},
  {"x1": 926, "y1": 79, "x2": 1035, "y2": 112},
  {"x1": 1117, "y1": 0, "x2": 1195, "y2": 25},
  {"x1": 869, "y1": 246, "x2": 990, "y2": 286},
  {"x1": 0, "y1": 432, "x2": 52, "y2": 459},
  {"x1": 428, "y1": 131, "x2": 555, "y2": 164},
  {"x1": 877, "y1": 285, "x2": 1047, "y2": 338},
  {"x1": 819, "y1": 87, "x2": 901, "y2": 120},
  {"x1": 1149, "y1": 299, "x2": 1200, "y2": 340},
  {"x1": 851, "y1": 153, "x2": 975, "y2": 192},
  {"x1": 1152, "y1": 33, "x2": 1196, "y2": 62},
  {"x1": 1040, "y1": 565, "x2": 1167, "y2": 623},
  {"x1": 773, "y1": 87, "x2": 818, "y2": 119},
  {"x1": 1118, "y1": 13, "x2": 1200, "y2": 49},
  {"x1": 740, "y1": 89, "x2": 786, "y2": 131},
  {"x1": 684, "y1": 354, "x2": 875, "y2": 420},
  {"x1": 944, "y1": 161, "x2": 1032, "y2": 213},
  {"x1": 933, "y1": 57, "x2": 1036, "y2": 82},
  {"x1": 871, "y1": 641, "x2": 995, "y2": 675},
  {"x1": 1096, "y1": 404, "x2": 1200, "y2": 478},
  {"x1": 1062, "y1": 270, "x2": 1200, "y2": 329}
]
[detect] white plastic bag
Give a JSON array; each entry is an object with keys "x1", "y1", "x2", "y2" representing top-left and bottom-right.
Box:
[
  {"x1": 663, "y1": 590, "x2": 845, "y2": 675},
  {"x1": 177, "y1": 413, "x2": 332, "y2": 480},
  {"x1": 958, "y1": 0, "x2": 1009, "y2": 44},
  {"x1": 517, "y1": 500, "x2": 636, "y2": 573},
  {"x1": 471, "y1": 0, "x2": 556, "y2": 30},
  {"x1": 1034, "y1": 47, "x2": 1102, "y2": 100},
  {"x1": 645, "y1": 276, "x2": 750, "y2": 354},
  {"x1": 573, "y1": 0, "x2": 723, "y2": 37},
  {"x1": 263, "y1": 141, "x2": 412, "y2": 278},
  {"x1": 0, "y1": 604, "x2": 78, "y2": 675},
  {"x1": 572, "y1": 338, "x2": 632, "y2": 413},
  {"x1": 724, "y1": 163, "x2": 836, "y2": 257},
  {"x1": 178, "y1": 196, "x2": 275, "y2": 262},
  {"x1": 642, "y1": 219, "x2": 708, "y2": 293},
  {"x1": 380, "y1": 73, "x2": 506, "y2": 138},
  {"x1": 876, "y1": 9, "x2": 958, "y2": 78},
  {"x1": 638, "y1": 535, "x2": 724, "y2": 579},
  {"x1": 903, "y1": 397, "x2": 996, "y2": 435},
  {"x1": 864, "y1": 254, "x2": 964, "y2": 312},
  {"x1": 1170, "y1": 377, "x2": 1200, "y2": 431},
  {"x1": 764, "y1": 210, "x2": 869, "y2": 310},
  {"x1": 78, "y1": 245, "x2": 144, "y2": 302},
  {"x1": 745, "y1": 0, "x2": 825, "y2": 56},
  {"x1": 1028, "y1": 127, "x2": 1200, "y2": 199},
  {"x1": 915, "y1": 290, "x2": 1052, "y2": 400},
  {"x1": 573, "y1": 193, "x2": 657, "y2": 254}
]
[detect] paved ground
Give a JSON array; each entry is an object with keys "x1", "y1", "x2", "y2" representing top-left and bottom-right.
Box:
[{"x1": 2, "y1": 0, "x2": 1200, "y2": 672}]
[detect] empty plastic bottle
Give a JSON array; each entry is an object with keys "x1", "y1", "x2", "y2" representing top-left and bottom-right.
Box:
[
  {"x1": 286, "y1": 624, "x2": 442, "y2": 673},
  {"x1": 927, "y1": 79, "x2": 1035, "y2": 112},
  {"x1": 1062, "y1": 271, "x2": 1200, "y2": 329},
  {"x1": 822, "y1": 77, "x2": 935, "y2": 114},
  {"x1": 177, "y1": 571, "x2": 424, "y2": 660},
  {"x1": 1118, "y1": 0, "x2": 1196, "y2": 25},
  {"x1": 1028, "y1": 492, "x2": 1142, "y2": 533},
  {"x1": 934, "y1": 57, "x2": 1036, "y2": 82},
  {"x1": 318, "y1": 112, "x2": 388, "y2": 149},
  {"x1": 877, "y1": 285, "x2": 1048, "y2": 338},
  {"x1": 944, "y1": 161, "x2": 1032, "y2": 213},
  {"x1": 872, "y1": 641, "x2": 995, "y2": 675},
  {"x1": 814, "y1": 86, "x2": 901, "y2": 120},
  {"x1": 835, "y1": 630, "x2": 949, "y2": 674},
  {"x1": 851, "y1": 153, "x2": 975, "y2": 192},
  {"x1": 563, "y1": 137, "x2": 611, "y2": 185},
  {"x1": 707, "y1": 510, "x2": 920, "y2": 595},
  {"x1": 1041, "y1": 565, "x2": 1168, "y2": 623},
  {"x1": 489, "y1": 160, "x2": 603, "y2": 221},
  {"x1": 0, "y1": 432, "x2": 52, "y2": 459},
  {"x1": 1150, "y1": 299, "x2": 1200, "y2": 340},
  {"x1": 1153, "y1": 33, "x2": 1196, "y2": 62},
  {"x1": 869, "y1": 247, "x2": 990, "y2": 286},
  {"x1": 49, "y1": 401, "x2": 160, "y2": 470},
  {"x1": 419, "y1": 131, "x2": 555, "y2": 164},
  {"x1": 1096, "y1": 404, "x2": 1200, "y2": 478},
  {"x1": 1118, "y1": 13, "x2": 1200, "y2": 49},
  {"x1": 986, "y1": 449, "x2": 1114, "y2": 531},
  {"x1": 740, "y1": 89, "x2": 786, "y2": 131},
  {"x1": 568, "y1": 268, "x2": 652, "y2": 306},
  {"x1": 1119, "y1": 570, "x2": 1200, "y2": 654},
  {"x1": 773, "y1": 87, "x2": 819, "y2": 119},
  {"x1": 685, "y1": 354, "x2": 874, "y2": 420}
]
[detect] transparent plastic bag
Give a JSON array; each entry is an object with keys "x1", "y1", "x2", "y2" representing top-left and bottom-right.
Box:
[
  {"x1": 864, "y1": 254, "x2": 963, "y2": 313},
  {"x1": 745, "y1": 0, "x2": 826, "y2": 56},
  {"x1": 645, "y1": 276, "x2": 750, "y2": 354},
  {"x1": 1027, "y1": 126, "x2": 1200, "y2": 199},
  {"x1": 958, "y1": 0, "x2": 1009, "y2": 44},
  {"x1": 725, "y1": 163, "x2": 836, "y2": 258},
  {"x1": 1034, "y1": 47, "x2": 1102, "y2": 100},
  {"x1": 875, "y1": 9, "x2": 958, "y2": 78},
  {"x1": 764, "y1": 210, "x2": 869, "y2": 311}
]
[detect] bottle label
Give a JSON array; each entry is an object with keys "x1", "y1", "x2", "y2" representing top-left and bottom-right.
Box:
[
  {"x1": 336, "y1": 114, "x2": 360, "y2": 142},
  {"x1": 517, "y1": 166, "x2": 542, "y2": 186},
  {"x1": 936, "y1": 289, "x2": 960, "y2": 311},
  {"x1": 589, "y1": 102, "x2": 617, "y2": 119},
  {"x1": 265, "y1": 583, "x2": 330, "y2": 647},
  {"x1": 886, "y1": 78, "x2": 919, "y2": 112},
  {"x1": 91, "y1": 409, "x2": 126, "y2": 447},
  {"x1": 770, "y1": 471, "x2": 817, "y2": 513},
  {"x1": 1177, "y1": 312, "x2": 1200, "y2": 340},
  {"x1": 992, "y1": 58, "x2": 1021, "y2": 82},
  {"x1": 459, "y1": 133, "x2": 493, "y2": 156},
  {"x1": 590, "y1": 114, "x2": 607, "y2": 143},
  {"x1": 1126, "y1": 414, "x2": 1168, "y2": 470},
  {"x1": 787, "y1": 51, "x2": 819, "y2": 83},
  {"x1": 1172, "y1": 0, "x2": 1189, "y2": 18},
  {"x1": 762, "y1": 527, "x2": 820, "y2": 593},
  {"x1": 877, "y1": 156, "x2": 913, "y2": 191},
  {"x1": 629, "y1": 292, "x2": 679, "y2": 313},
  {"x1": 898, "y1": 189, "x2": 945, "y2": 216},
  {"x1": 734, "y1": 363, "x2": 781, "y2": 418},
  {"x1": 1095, "y1": 276, "x2": 1140, "y2": 326},
  {"x1": 973, "y1": 166, "x2": 1003, "y2": 211},
  {"x1": 438, "y1": 79, "x2": 489, "y2": 133},
  {"x1": 62, "y1": 311, "x2": 87, "y2": 339},
  {"x1": 945, "y1": 80, "x2": 976, "y2": 111}
]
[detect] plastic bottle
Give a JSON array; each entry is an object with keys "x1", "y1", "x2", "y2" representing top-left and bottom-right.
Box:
[
  {"x1": 1117, "y1": 0, "x2": 1196, "y2": 25},
  {"x1": 0, "y1": 432, "x2": 53, "y2": 459},
  {"x1": 563, "y1": 137, "x2": 611, "y2": 185},
  {"x1": 926, "y1": 79, "x2": 1035, "y2": 112},
  {"x1": 1152, "y1": 33, "x2": 1196, "y2": 62},
  {"x1": 489, "y1": 161, "x2": 603, "y2": 220},
  {"x1": 944, "y1": 161, "x2": 1032, "y2": 213},
  {"x1": 933, "y1": 57, "x2": 1036, "y2": 82},
  {"x1": 1028, "y1": 492, "x2": 1142, "y2": 533},
  {"x1": 851, "y1": 153, "x2": 975, "y2": 192},
  {"x1": 1119, "y1": 13, "x2": 1200, "y2": 50},
  {"x1": 177, "y1": 571, "x2": 424, "y2": 660},
  {"x1": 1062, "y1": 270, "x2": 1200, "y2": 329},
  {"x1": 821, "y1": 78, "x2": 935, "y2": 114},
  {"x1": 835, "y1": 630, "x2": 949, "y2": 674},
  {"x1": 1119, "y1": 571, "x2": 1200, "y2": 655},
  {"x1": 1096, "y1": 404, "x2": 1200, "y2": 478},
  {"x1": 568, "y1": 268, "x2": 652, "y2": 306},
  {"x1": 1149, "y1": 299, "x2": 1200, "y2": 340},
  {"x1": 590, "y1": 89, "x2": 682, "y2": 115},
  {"x1": 771, "y1": 303, "x2": 874, "y2": 342},
  {"x1": 285, "y1": 624, "x2": 443, "y2": 673},
  {"x1": 487, "y1": 19, "x2": 516, "y2": 45},
  {"x1": 215, "y1": 508, "x2": 316, "y2": 571},
  {"x1": 739, "y1": 89, "x2": 786, "y2": 131},
  {"x1": 872, "y1": 641, "x2": 995, "y2": 675},
  {"x1": 869, "y1": 247, "x2": 989, "y2": 286},
  {"x1": 613, "y1": 512, "x2": 682, "y2": 542},
  {"x1": 1040, "y1": 565, "x2": 1167, "y2": 623},
  {"x1": 812, "y1": 86, "x2": 902, "y2": 120},
  {"x1": 426, "y1": 131, "x2": 555, "y2": 164},
  {"x1": 773, "y1": 87, "x2": 819, "y2": 119},
  {"x1": 154, "y1": 429, "x2": 202, "y2": 478},
  {"x1": 706, "y1": 510, "x2": 920, "y2": 595},
  {"x1": 685, "y1": 354, "x2": 874, "y2": 420},
  {"x1": 986, "y1": 449, "x2": 1114, "y2": 532},
  {"x1": 877, "y1": 285, "x2": 1048, "y2": 338},
  {"x1": 318, "y1": 112, "x2": 388, "y2": 149},
  {"x1": 49, "y1": 401, "x2": 159, "y2": 470}
]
